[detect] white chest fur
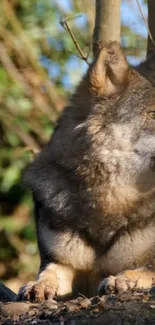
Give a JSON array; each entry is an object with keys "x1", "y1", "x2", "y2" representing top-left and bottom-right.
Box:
[
  {"x1": 97, "y1": 226, "x2": 155, "y2": 276},
  {"x1": 40, "y1": 224, "x2": 155, "y2": 276},
  {"x1": 41, "y1": 226, "x2": 95, "y2": 270}
]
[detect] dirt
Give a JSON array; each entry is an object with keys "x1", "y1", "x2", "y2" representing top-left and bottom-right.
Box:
[{"x1": 1, "y1": 289, "x2": 155, "y2": 325}]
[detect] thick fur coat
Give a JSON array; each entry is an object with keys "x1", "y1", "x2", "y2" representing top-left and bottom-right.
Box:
[{"x1": 18, "y1": 42, "x2": 155, "y2": 301}]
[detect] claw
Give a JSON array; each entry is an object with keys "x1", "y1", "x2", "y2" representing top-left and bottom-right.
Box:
[{"x1": 17, "y1": 281, "x2": 56, "y2": 302}]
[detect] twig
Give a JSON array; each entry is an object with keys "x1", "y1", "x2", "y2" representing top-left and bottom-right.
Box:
[
  {"x1": 61, "y1": 15, "x2": 82, "y2": 23},
  {"x1": 61, "y1": 18, "x2": 90, "y2": 65},
  {"x1": 67, "y1": 50, "x2": 83, "y2": 60},
  {"x1": 24, "y1": 146, "x2": 40, "y2": 158},
  {"x1": 3, "y1": 0, "x2": 60, "y2": 117},
  {"x1": 2, "y1": 116, "x2": 41, "y2": 151},
  {"x1": 135, "y1": 0, "x2": 155, "y2": 49},
  {"x1": 0, "y1": 105, "x2": 41, "y2": 151},
  {"x1": 0, "y1": 41, "x2": 57, "y2": 123},
  {"x1": 78, "y1": 292, "x2": 88, "y2": 299},
  {"x1": 0, "y1": 41, "x2": 32, "y2": 97}
]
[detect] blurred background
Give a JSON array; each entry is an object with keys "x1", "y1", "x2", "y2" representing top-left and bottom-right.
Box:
[{"x1": 0, "y1": 0, "x2": 148, "y2": 293}]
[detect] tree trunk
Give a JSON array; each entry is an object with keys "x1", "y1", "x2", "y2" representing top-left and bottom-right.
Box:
[
  {"x1": 93, "y1": 0, "x2": 121, "y2": 54},
  {"x1": 137, "y1": 0, "x2": 155, "y2": 84},
  {"x1": 147, "y1": 0, "x2": 155, "y2": 58}
]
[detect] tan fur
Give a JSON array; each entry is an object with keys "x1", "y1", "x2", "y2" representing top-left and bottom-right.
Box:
[
  {"x1": 41, "y1": 227, "x2": 95, "y2": 270},
  {"x1": 18, "y1": 264, "x2": 75, "y2": 301},
  {"x1": 18, "y1": 42, "x2": 155, "y2": 301},
  {"x1": 97, "y1": 226, "x2": 155, "y2": 276},
  {"x1": 19, "y1": 225, "x2": 155, "y2": 299},
  {"x1": 99, "y1": 267, "x2": 155, "y2": 293}
]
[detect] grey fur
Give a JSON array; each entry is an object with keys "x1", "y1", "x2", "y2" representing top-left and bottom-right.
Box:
[{"x1": 18, "y1": 42, "x2": 155, "y2": 301}]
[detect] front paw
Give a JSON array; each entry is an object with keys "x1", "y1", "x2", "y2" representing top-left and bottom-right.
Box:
[
  {"x1": 17, "y1": 280, "x2": 57, "y2": 302},
  {"x1": 98, "y1": 275, "x2": 136, "y2": 295}
]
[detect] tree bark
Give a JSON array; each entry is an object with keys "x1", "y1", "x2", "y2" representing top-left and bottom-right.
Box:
[
  {"x1": 147, "y1": 0, "x2": 155, "y2": 58},
  {"x1": 93, "y1": 0, "x2": 121, "y2": 54}
]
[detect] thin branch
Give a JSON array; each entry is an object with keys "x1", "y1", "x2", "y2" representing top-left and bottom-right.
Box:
[
  {"x1": 0, "y1": 41, "x2": 32, "y2": 97},
  {"x1": 24, "y1": 146, "x2": 40, "y2": 155},
  {"x1": 61, "y1": 18, "x2": 90, "y2": 65},
  {"x1": 1, "y1": 112, "x2": 41, "y2": 151},
  {"x1": 135, "y1": 0, "x2": 155, "y2": 50},
  {"x1": 3, "y1": 0, "x2": 60, "y2": 117},
  {"x1": 61, "y1": 15, "x2": 82, "y2": 23},
  {"x1": 67, "y1": 50, "x2": 84, "y2": 60},
  {"x1": 0, "y1": 41, "x2": 56, "y2": 123}
]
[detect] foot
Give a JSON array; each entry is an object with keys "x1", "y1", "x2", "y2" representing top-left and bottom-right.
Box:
[
  {"x1": 99, "y1": 275, "x2": 136, "y2": 294},
  {"x1": 99, "y1": 268, "x2": 155, "y2": 294},
  {"x1": 17, "y1": 275, "x2": 58, "y2": 302},
  {"x1": 17, "y1": 263, "x2": 74, "y2": 302}
]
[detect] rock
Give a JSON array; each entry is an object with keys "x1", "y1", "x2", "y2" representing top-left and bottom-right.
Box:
[
  {"x1": 79, "y1": 298, "x2": 91, "y2": 309},
  {"x1": 0, "y1": 282, "x2": 17, "y2": 302},
  {"x1": 65, "y1": 301, "x2": 80, "y2": 312},
  {"x1": 150, "y1": 304, "x2": 155, "y2": 309},
  {"x1": 91, "y1": 296, "x2": 101, "y2": 305},
  {"x1": 0, "y1": 302, "x2": 29, "y2": 317},
  {"x1": 149, "y1": 286, "x2": 155, "y2": 295},
  {"x1": 41, "y1": 298, "x2": 58, "y2": 310},
  {"x1": 98, "y1": 296, "x2": 106, "y2": 310}
]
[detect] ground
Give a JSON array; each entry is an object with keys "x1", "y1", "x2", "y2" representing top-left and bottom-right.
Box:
[{"x1": 1, "y1": 285, "x2": 155, "y2": 324}]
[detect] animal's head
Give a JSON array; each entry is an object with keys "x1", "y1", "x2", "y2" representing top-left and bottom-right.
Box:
[{"x1": 74, "y1": 42, "x2": 155, "y2": 194}]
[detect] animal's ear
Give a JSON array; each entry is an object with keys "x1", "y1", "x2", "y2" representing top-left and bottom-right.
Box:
[{"x1": 87, "y1": 41, "x2": 130, "y2": 97}]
